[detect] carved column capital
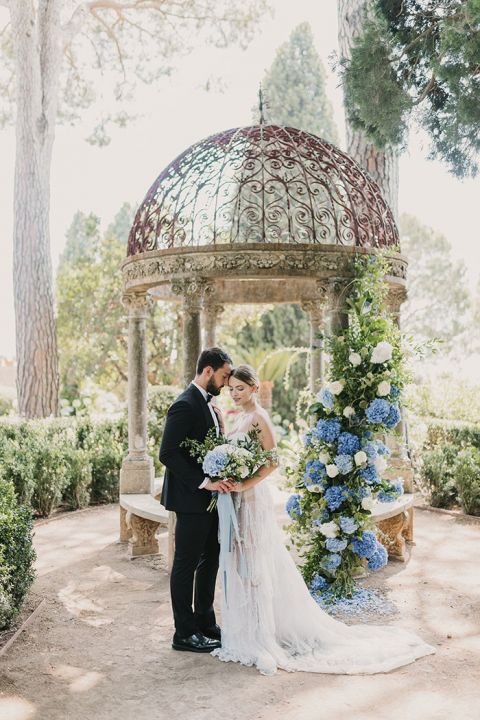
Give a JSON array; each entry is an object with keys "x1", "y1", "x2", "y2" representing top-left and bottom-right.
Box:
[
  {"x1": 387, "y1": 285, "x2": 407, "y2": 314},
  {"x1": 122, "y1": 292, "x2": 154, "y2": 318},
  {"x1": 171, "y1": 278, "x2": 212, "y2": 312}
]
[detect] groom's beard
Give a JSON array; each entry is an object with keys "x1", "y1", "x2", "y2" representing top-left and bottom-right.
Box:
[{"x1": 206, "y1": 377, "x2": 222, "y2": 396}]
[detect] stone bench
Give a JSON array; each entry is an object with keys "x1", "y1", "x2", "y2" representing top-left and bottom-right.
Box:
[
  {"x1": 371, "y1": 493, "x2": 414, "y2": 562},
  {"x1": 119, "y1": 482, "x2": 175, "y2": 569}
]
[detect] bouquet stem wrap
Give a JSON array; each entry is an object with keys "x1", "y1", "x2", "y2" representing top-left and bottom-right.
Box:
[{"x1": 217, "y1": 492, "x2": 247, "y2": 607}]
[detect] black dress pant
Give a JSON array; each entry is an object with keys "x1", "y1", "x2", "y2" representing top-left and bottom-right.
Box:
[{"x1": 171, "y1": 511, "x2": 219, "y2": 638}]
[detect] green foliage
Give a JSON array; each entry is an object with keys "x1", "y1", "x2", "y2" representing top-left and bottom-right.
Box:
[
  {"x1": 453, "y1": 447, "x2": 480, "y2": 516},
  {"x1": 0, "y1": 396, "x2": 13, "y2": 416},
  {"x1": 400, "y1": 214, "x2": 470, "y2": 350},
  {"x1": 425, "y1": 420, "x2": 480, "y2": 453},
  {"x1": 31, "y1": 438, "x2": 69, "y2": 518},
  {"x1": 0, "y1": 477, "x2": 36, "y2": 631},
  {"x1": 420, "y1": 444, "x2": 459, "y2": 508},
  {"x1": 341, "y1": 0, "x2": 480, "y2": 177},
  {"x1": 406, "y1": 378, "x2": 480, "y2": 424},
  {"x1": 56, "y1": 206, "x2": 183, "y2": 403},
  {"x1": 62, "y1": 448, "x2": 93, "y2": 511},
  {"x1": 260, "y1": 22, "x2": 338, "y2": 142}
]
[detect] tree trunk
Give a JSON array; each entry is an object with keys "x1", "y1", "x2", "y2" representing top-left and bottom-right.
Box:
[
  {"x1": 338, "y1": 0, "x2": 399, "y2": 219},
  {"x1": 11, "y1": 0, "x2": 62, "y2": 417}
]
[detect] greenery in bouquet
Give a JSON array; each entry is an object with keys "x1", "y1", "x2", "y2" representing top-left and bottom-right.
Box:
[
  {"x1": 287, "y1": 254, "x2": 409, "y2": 599},
  {"x1": 183, "y1": 427, "x2": 278, "y2": 510}
]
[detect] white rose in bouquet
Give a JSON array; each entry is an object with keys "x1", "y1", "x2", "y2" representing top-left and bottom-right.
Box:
[
  {"x1": 343, "y1": 406, "x2": 355, "y2": 418},
  {"x1": 354, "y1": 450, "x2": 368, "y2": 466},
  {"x1": 326, "y1": 464, "x2": 339, "y2": 478},
  {"x1": 318, "y1": 451, "x2": 331, "y2": 464},
  {"x1": 328, "y1": 380, "x2": 344, "y2": 395},
  {"x1": 377, "y1": 380, "x2": 391, "y2": 396},
  {"x1": 361, "y1": 495, "x2": 375, "y2": 511},
  {"x1": 349, "y1": 352, "x2": 362, "y2": 366},
  {"x1": 318, "y1": 520, "x2": 339, "y2": 538},
  {"x1": 370, "y1": 341, "x2": 393, "y2": 364}
]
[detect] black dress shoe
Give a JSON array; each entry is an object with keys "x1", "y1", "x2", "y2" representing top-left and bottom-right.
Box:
[
  {"x1": 172, "y1": 632, "x2": 221, "y2": 653},
  {"x1": 200, "y1": 624, "x2": 221, "y2": 641}
]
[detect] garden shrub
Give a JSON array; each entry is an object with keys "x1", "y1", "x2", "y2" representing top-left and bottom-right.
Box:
[
  {"x1": 453, "y1": 448, "x2": 480, "y2": 516},
  {"x1": 62, "y1": 448, "x2": 93, "y2": 510},
  {"x1": 0, "y1": 476, "x2": 36, "y2": 630},
  {"x1": 420, "y1": 443, "x2": 459, "y2": 508}
]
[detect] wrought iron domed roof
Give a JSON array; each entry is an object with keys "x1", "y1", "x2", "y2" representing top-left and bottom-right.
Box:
[{"x1": 127, "y1": 125, "x2": 399, "y2": 256}]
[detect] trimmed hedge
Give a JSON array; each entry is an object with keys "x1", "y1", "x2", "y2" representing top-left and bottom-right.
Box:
[
  {"x1": 421, "y1": 420, "x2": 480, "y2": 515},
  {"x1": 0, "y1": 477, "x2": 36, "y2": 630},
  {"x1": 0, "y1": 384, "x2": 181, "y2": 518}
]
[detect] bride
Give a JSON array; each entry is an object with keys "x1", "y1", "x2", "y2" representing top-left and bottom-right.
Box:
[{"x1": 211, "y1": 364, "x2": 435, "y2": 676}]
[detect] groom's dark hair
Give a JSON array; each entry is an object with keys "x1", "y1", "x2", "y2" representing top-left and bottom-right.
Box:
[{"x1": 197, "y1": 347, "x2": 232, "y2": 374}]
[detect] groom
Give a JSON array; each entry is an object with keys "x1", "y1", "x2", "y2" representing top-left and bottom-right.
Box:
[{"x1": 159, "y1": 347, "x2": 234, "y2": 653}]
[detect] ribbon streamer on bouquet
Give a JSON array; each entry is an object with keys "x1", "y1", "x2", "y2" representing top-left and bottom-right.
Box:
[{"x1": 217, "y1": 492, "x2": 247, "y2": 607}]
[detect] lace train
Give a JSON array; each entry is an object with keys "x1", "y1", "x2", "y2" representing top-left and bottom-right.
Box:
[{"x1": 212, "y1": 480, "x2": 435, "y2": 676}]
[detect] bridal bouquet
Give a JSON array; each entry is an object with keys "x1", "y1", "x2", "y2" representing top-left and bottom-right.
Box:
[{"x1": 183, "y1": 427, "x2": 277, "y2": 510}]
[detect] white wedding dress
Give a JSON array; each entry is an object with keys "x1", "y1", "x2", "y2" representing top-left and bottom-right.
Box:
[{"x1": 211, "y1": 430, "x2": 435, "y2": 676}]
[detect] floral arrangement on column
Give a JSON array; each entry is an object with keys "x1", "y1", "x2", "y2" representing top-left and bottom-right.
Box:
[{"x1": 286, "y1": 254, "x2": 408, "y2": 599}]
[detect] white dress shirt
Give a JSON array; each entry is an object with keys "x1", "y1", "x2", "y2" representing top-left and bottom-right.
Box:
[{"x1": 191, "y1": 382, "x2": 220, "y2": 490}]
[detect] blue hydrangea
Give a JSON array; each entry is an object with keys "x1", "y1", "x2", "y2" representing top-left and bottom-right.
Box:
[
  {"x1": 359, "y1": 465, "x2": 381, "y2": 485},
  {"x1": 390, "y1": 385, "x2": 400, "y2": 400},
  {"x1": 286, "y1": 494, "x2": 302, "y2": 519},
  {"x1": 339, "y1": 516, "x2": 358, "y2": 534},
  {"x1": 313, "y1": 418, "x2": 342, "y2": 443},
  {"x1": 203, "y1": 449, "x2": 229, "y2": 476},
  {"x1": 325, "y1": 537, "x2": 348, "y2": 552},
  {"x1": 347, "y1": 485, "x2": 371, "y2": 502},
  {"x1": 377, "y1": 441, "x2": 390, "y2": 456},
  {"x1": 318, "y1": 388, "x2": 334, "y2": 410},
  {"x1": 310, "y1": 574, "x2": 329, "y2": 593},
  {"x1": 351, "y1": 531, "x2": 378, "y2": 559},
  {"x1": 320, "y1": 553, "x2": 342, "y2": 572},
  {"x1": 367, "y1": 543, "x2": 388, "y2": 571},
  {"x1": 363, "y1": 430, "x2": 374, "y2": 441},
  {"x1": 365, "y1": 399, "x2": 391, "y2": 424},
  {"x1": 363, "y1": 440, "x2": 390, "y2": 463},
  {"x1": 304, "y1": 459, "x2": 327, "y2": 483},
  {"x1": 384, "y1": 404, "x2": 402, "y2": 429},
  {"x1": 324, "y1": 485, "x2": 348, "y2": 511},
  {"x1": 377, "y1": 479, "x2": 404, "y2": 502},
  {"x1": 334, "y1": 454, "x2": 354, "y2": 475},
  {"x1": 337, "y1": 432, "x2": 361, "y2": 456}
]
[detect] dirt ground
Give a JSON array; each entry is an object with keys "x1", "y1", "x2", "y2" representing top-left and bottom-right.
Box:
[{"x1": 1, "y1": 484, "x2": 479, "y2": 720}]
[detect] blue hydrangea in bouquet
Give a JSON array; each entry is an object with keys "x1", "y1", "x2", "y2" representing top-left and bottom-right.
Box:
[
  {"x1": 183, "y1": 427, "x2": 277, "y2": 510},
  {"x1": 286, "y1": 254, "x2": 409, "y2": 599}
]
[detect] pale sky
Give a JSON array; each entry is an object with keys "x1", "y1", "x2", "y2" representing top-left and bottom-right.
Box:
[{"x1": 0, "y1": 0, "x2": 478, "y2": 358}]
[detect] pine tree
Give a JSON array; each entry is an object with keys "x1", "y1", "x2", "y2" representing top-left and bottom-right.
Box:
[{"x1": 260, "y1": 22, "x2": 338, "y2": 143}]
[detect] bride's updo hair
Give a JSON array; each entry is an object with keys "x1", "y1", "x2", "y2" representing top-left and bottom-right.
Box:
[{"x1": 230, "y1": 364, "x2": 260, "y2": 390}]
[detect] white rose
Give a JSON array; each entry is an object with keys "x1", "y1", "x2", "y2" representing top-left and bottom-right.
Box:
[
  {"x1": 370, "y1": 341, "x2": 393, "y2": 364},
  {"x1": 318, "y1": 521, "x2": 339, "y2": 538},
  {"x1": 328, "y1": 381, "x2": 344, "y2": 395},
  {"x1": 377, "y1": 380, "x2": 391, "y2": 396},
  {"x1": 309, "y1": 484, "x2": 323, "y2": 494},
  {"x1": 318, "y1": 451, "x2": 331, "y2": 464},
  {"x1": 239, "y1": 466, "x2": 250, "y2": 479},
  {"x1": 361, "y1": 496, "x2": 375, "y2": 512},
  {"x1": 326, "y1": 464, "x2": 339, "y2": 478},
  {"x1": 374, "y1": 456, "x2": 388, "y2": 474},
  {"x1": 349, "y1": 352, "x2": 362, "y2": 366},
  {"x1": 343, "y1": 406, "x2": 355, "y2": 418},
  {"x1": 354, "y1": 450, "x2": 368, "y2": 466}
]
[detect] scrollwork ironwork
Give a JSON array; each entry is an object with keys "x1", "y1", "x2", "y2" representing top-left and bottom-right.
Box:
[{"x1": 127, "y1": 125, "x2": 399, "y2": 255}]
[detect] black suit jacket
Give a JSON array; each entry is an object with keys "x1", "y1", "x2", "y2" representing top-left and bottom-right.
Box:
[{"x1": 159, "y1": 384, "x2": 216, "y2": 513}]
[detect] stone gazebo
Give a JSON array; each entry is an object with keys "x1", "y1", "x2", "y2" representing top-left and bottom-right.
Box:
[{"x1": 119, "y1": 124, "x2": 408, "y2": 557}]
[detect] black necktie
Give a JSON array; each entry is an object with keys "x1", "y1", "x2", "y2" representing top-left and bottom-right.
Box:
[{"x1": 206, "y1": 393, "x2": 213, "y2": 404}]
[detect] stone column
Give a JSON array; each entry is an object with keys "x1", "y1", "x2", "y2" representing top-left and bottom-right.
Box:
[
  {"x1": 385, "y1": 284, "x2": 413, "y2": 493},
  {"x1": 203, "y1": 302, "x2": 224, "y2": 348},
  {"x1": 173, "y1": 279, "x2": 207, "y2": 386},
  {"x1": 301, "y1": 297, "x2": 327, "y2": 395},
  {"x1": 328, "y1": 278, "x2": 350, "y2": 334},
  {"x1": 120, "y1": 292, "x2": 154, "y2": 495}
]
